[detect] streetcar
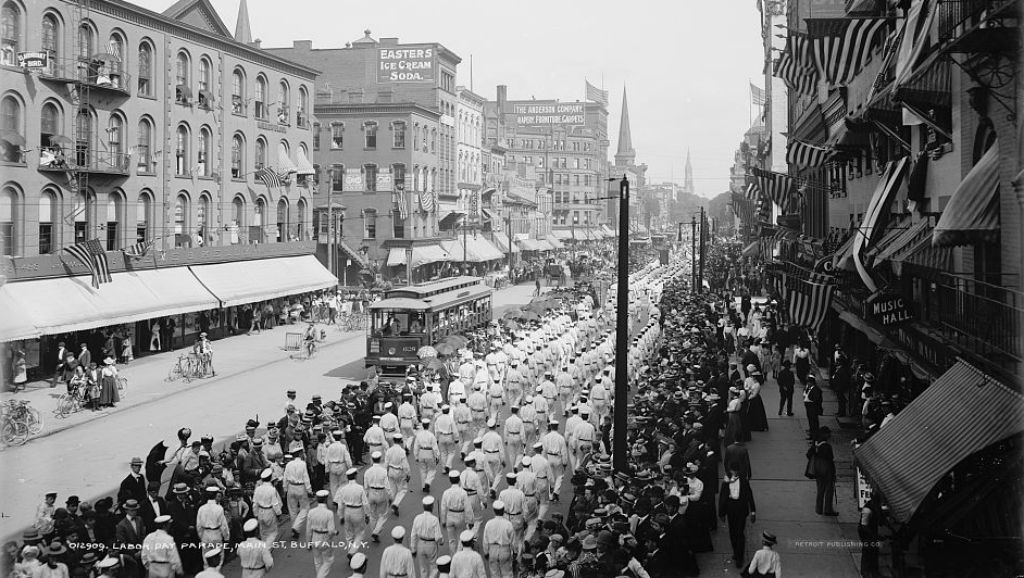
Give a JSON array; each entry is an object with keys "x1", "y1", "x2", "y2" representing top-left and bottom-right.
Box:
[{"x1": 366, "y1": 276, "x2": 493, "y2": 373}]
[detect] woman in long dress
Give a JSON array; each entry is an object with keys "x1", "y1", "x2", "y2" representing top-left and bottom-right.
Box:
[
  {"x1": 745, "y1": 370, "x2": 769, "y2": 432},
  {"x1": 723, "y1": 388, "x2": 745, "y2": 447},
  {"x1": 97, "y1": 357, "x2": 120, "y2": 407}
]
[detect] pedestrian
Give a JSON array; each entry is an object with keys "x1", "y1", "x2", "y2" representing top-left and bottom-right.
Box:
[
  {"x1": 97, "y1": 357, "x2": 120, "y2": 408},
  {"x1": 803, "y1": 375, "x2": 823, "y2": 441},
  {"x1": 114, "y1": 499, "x2": 146, "y2": 568},
  {"x1": 793, "y1": 341, "x2": 811, "y2": 385},
  {"x1": 859, "y1": 493, "x2": 882, "y2": 578},
  {"x1": 807, "y1": 427, "x2": 838, "y2": 516},
  {"x1": 237, "y1": 518, "x2": 273, "y2": 577},
  {"x1": 723, "y1": 440, "x2": 752, "y2": 482},
  {"x1": 745, "y1": 531, "x2": 782, "y2": 577},
  {"x1": 718, "y1": 467, "x2": 756, "y2": 568},
  {"x1": 777, "y1": 359, "x2": 795, "y2": 416},
  {"x1": 306, "y1": 490, "x2": 336, "y2": 578}
]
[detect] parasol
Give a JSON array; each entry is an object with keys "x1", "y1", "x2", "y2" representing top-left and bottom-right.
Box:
[
  {"x1": 439, "y1": 335, "x2": 468, "y2": 349},
  {"x1": 434, "y1": 342, "x2": 458, "y2": 356},
  {"x1": 417, "y1": 345, "x2": 438, "y2": 359}
]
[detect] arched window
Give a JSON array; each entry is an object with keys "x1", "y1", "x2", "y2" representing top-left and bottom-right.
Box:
[
  {"x1": 136, "y1": 191, "x2": 151, "y2": 243},
  {"x1": 198, "y1": 57, "x2": 211, "y2": 108},
  {"x1": 253, "y1": 197, "x2": 265, "y2": 242},
  {"x1": 197, "y1": 193, "x2": 209, "y2": 243},
  {"x1": 297, "y1": 86, "x2": 308, "y2": 127},
  {"x1": 108, "y1": 32, "x2": 125, "y2": 87},
  {"x1": 41, "y1": 13, "x2": 59, "y2": 73},
  {"x1": 296, "y1": 198, "x2": 307, "y2": 240},
  {"x1": 174, "y1": 51, "x2": 190, "y2": 102},
  {"x1": 0, "y1": 185, "x2": 17, "y2": 255},
  {"x1": 77, "y1": 22, "x2": 93, "y2": 62},
  {"x1": 74, "y1": 107, "x2": 93, "y2": 167},
  {"x1": 312, "y1": 123, "x2": 320, "y2": 151},
  {"x1": 73, "y1": 189, "x2": 91, "y2": 243},
  {"x1": 276, "y1": 198, "x2": 289, "y2": 242},
  {"x1": 105, "y1": 192, "x2": 121, "y2": 250},
  {"x1": 173, "y1": 193, "x2": 189, "y2": 240},
  {"x1": 255, "y1": 75, "x2": 267, "y2": 119},
  {"x1": 40, "y1": 101, "x2": 61, "y2": 149},
  {"x1": 198, "y1": 126, "x2": 211, "y2": 176},
  {"x1": 137, "y1": 117, "x2": 152, "y2": 173},
  {"x1": 278, "y1": 81, "x2": 290, "y2": 124},
  {"x1": 231, "y1": 134, "x2": 244, "y2": 178},
  {"x1": 232, "y1": 196, "x2": 244, "y2": 243},
  {"x1": 175, "y1": 124, "x2": 189, "y2": 176},
  {"x1": 137, "y1": 41, "x2": 152, "y2": 96},
  {"x1": 1, "y1": 2, "x2": 21, "y2": 66},
  {"x1": 231, "y1": 68, "x2": 245, "y2": 114},
  {"x1": 1, "y1": 93, "x2": 21, "y2": 162},
  {"x1": 430, "y1": 128, "x2": 437, "y2": 153},
  {"x1": 255, "y1": 138, "x2": 266, "y2": 169},
  {"x1": 107, "y1": 114, "x2": 123, "y2": 156},
  {"x1": 38, "y1": 189, "x2": 56, "y2": 254}
]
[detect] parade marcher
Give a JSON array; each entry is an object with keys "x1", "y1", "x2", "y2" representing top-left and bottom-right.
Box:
[
  {"x1": 453, "y1": 396, "x2": 473, "y2": 459},
  {"x1": 283, "y1": 445, "x2": 313, "y2": 539},
  {"x1": 196, "y1": 487, "x2": 229, "y2": 563},
  {"x1": 364, "y1": 416, "x2": 388, "y2": 461},
  {"x1": 349, "y1": 553, "x2": 368, "y2": 578},
  {"x1": 386, "y1": 432, "x2": 412, "y2": 516},
  {"x1": 381, "y1": 526, "x2": 416, "y2": 578},
  {"x1": 434, "y1": 405, "x2": 460, "y2": 473},
  {"x1": 515, "y1": 457, "x2": 540, "y2": 542},
  {"x1": 306, "y1": 490, "x2": 336, "y2": 578},
  {"x1": 482, "y1": 501, "x2": 514, "y2": 578},
  {"x1": 498, "y1": 472, "x2": 527, "y2": 557},
  {"x1": 195, "y1": 548, "x2": 224, "y2": 578},
  {"x1": 399, "y1": 394, "x2": 419, "y2": 452},
  {"x1": 326, "y1": 430, "x2": 354, "y2": 508},
  {"x1": 540, "y1": 420, "x2": 569, "y2": 501},
  {"x1": 251, "y1": 469, "x2": 282, "y2": 546},
  {"x1": 450, "y1": 530, "x2": 486, "y2": 578},
  {"x1": 365, "y1": 452, "x2": 392, "y2": 542},
  {"x1": 440, "y1": 468, "x2": 474, "y2": 552},
  {"x1": 335, "y1": 468, "x2": 370, "y2": 558},
  {"x1": 414, "y1": 418, "x2": 441, "y2": 493},
  {"x1": 480, "y1": 419, "x2": 505, "y2": 498},
  {"x1": 411, "y1": 496, "x2": 444, "y2": 578},
  {"x1": 503, "y1": 405, "x2": 525, "y2": 469},
  {"x1": 529, "y1": 443, "x2": 552, "y2": 520},
  {"x1": 237, "y1": 518, "x2": 273, "y2": 578},
  {"x1": 459, "y1": 456, "x2": 485, "y2": 541},
  {"x1": 141, "y1": 515, "x2": 181, "y2": 578}
]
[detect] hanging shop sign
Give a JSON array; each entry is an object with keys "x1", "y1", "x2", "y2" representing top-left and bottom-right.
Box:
[{"x1": 868, "y1": 292, "x2": 914, "y2": 326}]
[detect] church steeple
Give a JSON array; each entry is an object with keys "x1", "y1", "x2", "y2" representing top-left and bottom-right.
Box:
[
  {"x1": 614, "y1": 86, "x2": 636, "y2": 166},
  {"x1": 683, "y1": 149, "x2": 694, "y2": 194},
  {"x1": 234, "y1": 0, "x2": 252, "y2": 44}
]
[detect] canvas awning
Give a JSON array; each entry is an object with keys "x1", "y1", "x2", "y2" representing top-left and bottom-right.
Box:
[
  {"x1": 854, "y1": 360, "x2": 1024, "y2": 523},
  {"x1": 440, "y1": 237, "x2": 504, "y2": 263},
  {"x1": 438, "y1": 211, "x2": 466, "y2": 229},
  {"x1": 535, "y1": 239, "x2": 554, "y2": 251},
  {"x1": 853, "y1": 158, "x2": 909, "y2": 293},
  {"x1": 0, "y1": 285, "x2": 41, "y2": 342},
  {"x1": 742, "y1": 240, "x2": 760, "y2": 258},
  {"x1": 933, "y1": 143, "x2": 1000, "y2": 247},
  {"x1": 386, "y1": 244, "x2": 450, "y2": 268},
  {"x1": 3, "y1": 268, "x2": 220, "y2": 335},
  {"x1": 551, "y1": 229, "x2": 573, "y2": 240},
  {"x1": 871, "y1": 219, "x2": 931, "y2": 269},
  {"x1": 601, "y1": 225, "x2": 615, "y2": 237},
  {"x1": 892, "y1": 233, "x2": 954, "y2": 276},
  {"x1": 189, "y1": 255, "x2": 336, "y2": 307},
  {"x1": 517, "y1": 238, "x2": 544, "y2": 251},
  {"x1": 490, "y1": 235, "x2": 520, "y2": 254},
  {"x1": 277, "y1": 143, "x2": 298, "y2": 174},
  {"x1": 545, "y1": 234, "x2": 565, "y2": 249},
  {"x1": 293, "y1": 147, "x2": 316, "y2": 176}
]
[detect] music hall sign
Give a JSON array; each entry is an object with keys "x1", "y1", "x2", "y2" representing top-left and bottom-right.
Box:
[{"x1": 868, "y1": 293, "x2": 914, "y2": 326}]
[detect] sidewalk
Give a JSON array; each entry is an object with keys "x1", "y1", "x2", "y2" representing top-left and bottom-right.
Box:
[
  {"x1": 2, "y1": 281, "x2": 543, "y2": 444},
  {"x1": 696, "y1": 364, "x2": 863, "y2": 577}
]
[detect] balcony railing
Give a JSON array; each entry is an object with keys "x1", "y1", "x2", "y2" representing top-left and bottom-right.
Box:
[
  {"x1": 937, "y1": 0, "x2": 1016, "y2": 45},
  {"x1": 39, "y1": 59, "x2": 132, "y2": 95},
  {"x1": 925, "y1": 273, "x2": 1023, "y2": 363},
  {"x1": 38, "y1": 149, "x2": 131, "y2": 176}
]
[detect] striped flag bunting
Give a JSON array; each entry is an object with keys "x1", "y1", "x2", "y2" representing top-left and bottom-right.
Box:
[
  {"x1": 123, "y1": 239, "x2": 154, "y2": 259},
  {"x1": 773, "y1": 52, "x2": 818, "y2": 97},
  {"x1": 813, "y1": 18, "x2": 888, "y2": 86},
  {"x1": 786, "y1": 277, "x2": 835, "y2": 332},
  {"x1": 787, "y1": 139, "x2": 833, "y2": 169},
  {"x1": 63, "y1": 239, "x2": 112, "y2": 288},
  {"x1": 745, "y1": 181, "x2": 760, "y2": 201},
  {"x1": 393, "y1": 188, "x2": 408, "y2": 220},
  {"x1": 751, "y1": 167, "x2": 795, "y2": 210},
  {"x1": 255, "y1": 167, "x2": 283, "y2": 200},
  {"x1": 730, "y1": 193, "x2": 756, "y2": 224}
]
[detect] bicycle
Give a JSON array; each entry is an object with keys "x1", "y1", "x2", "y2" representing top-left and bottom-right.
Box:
[
  {"x1": 1, "y1": 413, "x2": 29, "y2": 446},
  {"x1": 2, "y1": 399, "x2": 42, "y2": 437},
  {"x1": 54, "y1": 386, "x2": 87, "y2": 418},
  {"x1": 292, "y1": 337, "x2": 320, "y2": 361},
  {"x1": 167, "y1": 354, "x2": 201, "y2": 383}
]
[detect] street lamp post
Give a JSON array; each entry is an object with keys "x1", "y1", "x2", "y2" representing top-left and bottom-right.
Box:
[{"x1": 613, "y1": 174, "x2": 629, "y2": 474}]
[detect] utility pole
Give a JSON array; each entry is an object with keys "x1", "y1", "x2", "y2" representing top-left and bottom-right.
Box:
[
  {"x1": 327, "y1": 171, "x2": 335, "y2": 281},
  {"x1": 691, "y1": 216, "x2": 697, "y2": 290},
  {"x1": 506, "y1": 213, "x2": 513, "y2": 278},
  {"x1": 698, "y1": 206, "x2": 705, "y2": 292},
  {"x1": 613, "y1": 174, "x2": 629, "y2": 474},
  {"x1": 463, "y1": 217, "x2": 469, "y2": 275}
]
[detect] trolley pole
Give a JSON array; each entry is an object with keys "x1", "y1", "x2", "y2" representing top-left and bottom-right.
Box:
[
  {"x1": 613, "y1": 174, "x2": 629, "y2": 474},
  {"x1": 698, "y1": 206, "x2": 705, "y2": 292}
]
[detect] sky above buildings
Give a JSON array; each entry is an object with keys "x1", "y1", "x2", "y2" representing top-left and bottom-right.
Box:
[{"x1": 137, "y1": 0, "x2": 765, "y2": 198}]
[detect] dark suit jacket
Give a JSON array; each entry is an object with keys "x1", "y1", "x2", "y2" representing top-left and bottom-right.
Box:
[
  {"x1": 777, "y1": 368, "x2": 795, "y2": 392},
  {"x1": 807, "y1": 442, "x2": 836, "y2": 481},
  {"x1": 804, "y1": 385, "x2": 823, "y2": 414},
  {"x1": 718, "y1": 478, "x2": 756, "y2": 518},
  {"x1": 740, "y1": 350, "x2": 761, "y2": 376},
  {"x1": 724, "y1": 443, "x2": 752, "y2": 481},
  {"x1": 114, "y1": 515, "x2": 146, "y2": 554},
  {"x1": 77, "y1": 348, "x2": 91, "y2": 368},
  {"x1": 142, "y1": 495, "x2": 167, "y2": 527}
]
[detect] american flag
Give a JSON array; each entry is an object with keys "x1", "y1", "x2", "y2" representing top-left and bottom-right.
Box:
[
  {"x1": 585, "y1": 80, "x2": 609, "y2": 107},
  {"x1": 745, "y1": 180, "x2": 760, "y2": 201},
  {"x1": 813, "y1": 18, "x2": 888, "y2": 86},
  {"x1": 255, "y1": 167, "x2": 282, "y2": 200},
  {"x1": 394, "y1": 185, "x2": 408, "y2": 220},
  {"x1": 750, "y1": 83, "x2": 766, "y2": 106},
  {"x1": 123, "y1": 239, "x2": 154, "y2": 259},
  {"x1": 751, "y1": 167, "x2": 795, "y2": 210},
  {"x1": 63, "y1": 239, "x2": 112, "y2": 288},
  {"x1": 786, "y1": 277, "x2": 835, "y2": 333},
  {"x1": 786, "y1": 139, "x2": 833, "y2": 169}
]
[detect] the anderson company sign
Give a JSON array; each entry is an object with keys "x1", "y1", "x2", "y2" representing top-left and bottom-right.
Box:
[
  {"x1": 869, "y1": 293, "x2": 913, "y2": 326},
  {"x1": 377, "y1": 45, "x2": 436, "y2": 82},
  {"x1": 511, "y1": 101, "x2": 586, "y2": 128}
]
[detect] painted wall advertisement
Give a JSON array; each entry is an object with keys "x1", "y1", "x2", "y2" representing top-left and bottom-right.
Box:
[
  {"x1": 344, "y1": 168, "x2": 363, "y2": 190},
  {"x1": 511, "y1": 101, "x2": 586, "y2": 128},
  {"x1": 377, "y1": 45, "x2": 436, "y2": 82}
]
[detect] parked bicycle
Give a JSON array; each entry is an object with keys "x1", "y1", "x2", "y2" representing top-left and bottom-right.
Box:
[
  {"x1": 167, "y1": 353, "x2": 202, "y2": 383},
  {"x1": 54, "y1": 385, "x2": 88, "y2": 418},
  {"x1": 1, "y1": 399, "x2": 41, "y2": 445}
]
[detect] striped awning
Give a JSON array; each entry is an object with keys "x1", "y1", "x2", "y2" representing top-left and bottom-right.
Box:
[
  {"x1": 855, "y1": 360, "x2": 1024, "y2": 524},
  {"x1": 871, "y1": 219, "x2": 930, "y2": 269},
  {"x1": 933, "y1": 144, "x2": 1001, "y2": 247},
  {"x1": 386, "y1": 244, "x2": 450, "y2": 268},
  {"x1": 865, "y1": 217, "x2": 911, "y2": 262},
  {"x1": 293, "y1": 147, "x2": 316, "y2": 176},
  {"x1": 892, "y1": 233, "x2": 954, "y2": 276},
  {"x1": 894, "y1": 57, "x2": 951, "y2": 109},
  {"x1": 853, "y1": 157, "x2": 909, "y2": 292},
  {"x1": 277, "y1": 143, "x2": 298, "y2": 174},
  {"x1": 742, "y1": 240, "x2": 760, "y2": 258},
  {"x1": 551, "y1": 229, "x2": 573, "y2": 240}
]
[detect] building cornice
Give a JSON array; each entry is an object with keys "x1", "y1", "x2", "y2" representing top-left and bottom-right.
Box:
[
  {"x1": 84, "y1": 0, "x2": 320, "y2": 79},
  {"x1": 313, "y1": 102, "x2": 442, "y2": 119}
]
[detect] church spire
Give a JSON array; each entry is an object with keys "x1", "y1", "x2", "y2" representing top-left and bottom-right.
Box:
[
  {"x1": 234, "y1": 0, "x2": 252, "y2": 44},
  {"x1": 614, "y1": 86, "x2": 635, "y2": 166},
  {"x1": 684, "y1": 148, "x2": 694, "y2": 193}
]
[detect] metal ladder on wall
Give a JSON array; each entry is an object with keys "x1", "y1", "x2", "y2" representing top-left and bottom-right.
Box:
[{"x1": 62, "y1": 0, "x2": 91, "y2": 227}]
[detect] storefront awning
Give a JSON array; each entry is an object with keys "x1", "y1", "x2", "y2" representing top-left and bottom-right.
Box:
[
  {"x1": 278, "y1": 143, "x2": 298, "y2": 174},
  {"x1": 854, "y1": 360, "x2": 1024, "y2": 523},
  {"x1": 386, "y1": 244, "x2": 450, "y2": 268},
  {"x1": 0, "y1": 286, "x2": 41, "y2": 342},
  {"x1": 190, "y1": 255, "x2": 336, "y2": 307},
  {"x1": 837, "y1": 310, "x2": 895, "y2": 348},
  {"x1": 438, "y1": 211, "x2": 466, "y2": 229},
  {"x1": 293, "y1": 147, "x2": 316, "y2": 176},
  {"x1": 4, "y1": 268, "x2": 220, "y2": 335},
  {"x1": 933, "y1": 143, "x2": 1000, "y2": 247},
  {"x1": 853, "y1": 157, "x2": 909, "y2": 293},
  {"x1": 601, "y1": 225, "x2": 615, "y2": 238},
  {"x1": 871, "y1": 219, "x2": 930, "y2": 268},
  {"x1": 551, "y1": 229, "x2": 573, "y2": 240},
  {"x1": 864, "y1": 217, "x2": 912, "y2": 263},
  {"x1": 892, "y1": 233, "x2": 953, "y2": 276},
  {"x1": 545, "y1": 234, "x2": 565, "y2": 249},
  {"x1": 742, "y1": 240, "x2": 760, "y2": 258},
  {"x1": 517, "y1": 238, "x2": 544, "y2": 251},
  {"x1": 441, "y1": 237, "x2": 504, "y2": 263},
  {"x1": 490, "y1": 235, "x2": 520, "y2": 254},
  {"x1": 535, "y1": 239, "x2": 554, "y2": 251}
]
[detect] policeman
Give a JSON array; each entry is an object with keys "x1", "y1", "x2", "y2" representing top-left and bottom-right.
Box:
[
  {"x1": 334, "y1": 468, "x2": 369, "y2": 558},
  {"x1": 306, "y1": 490, "x2": 336, "y2": 578},
  {"x1": 411, "y1": 496, "x2": 444, "y2": 578}
]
